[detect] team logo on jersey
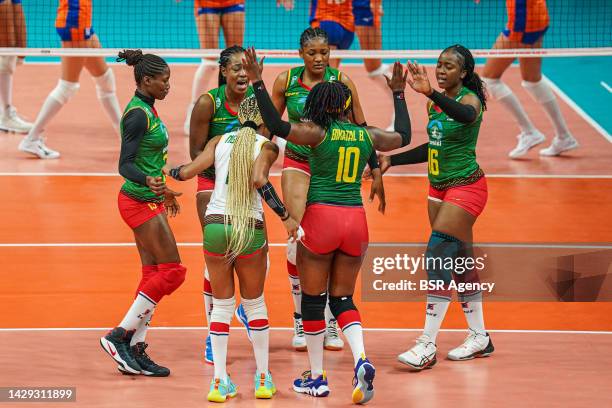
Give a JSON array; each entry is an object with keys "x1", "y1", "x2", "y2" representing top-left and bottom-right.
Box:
[
  {"x1": 428, "y1": 120, "x2": 443, "y2": 146},
  {"x1": 329, "y1": 75, "x2": 337, "y2": 81},
  {"x1": 216, "y1": 97, "x2": 222, "y2": 109},
  {"x1": 292, "y1": 75, "x2": 298, "y2": 85}
]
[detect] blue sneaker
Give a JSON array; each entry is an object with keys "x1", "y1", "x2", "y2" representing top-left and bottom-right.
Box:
[
  {"x1": 352, "y1": 355, "x2": 375, "y2": 404},
  {"x1": 254, "y1": 371, "x2": 276, "y2": 399},
  {"x1": 204, "y1": 334, "x2": 213, "y2": 365},
  {"x1": 235, "y1": 304, "x2": 252, "y2": 342},
  {"x1": 207, "y1": 377, "x2": 238, "y2": 403},
  {"x1": 293, "y1": 370, "x2": 330, "y2": 397}
]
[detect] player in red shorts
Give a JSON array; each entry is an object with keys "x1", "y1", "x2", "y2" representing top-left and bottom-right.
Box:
[
  {"x1": 245, "y1": 48, "x2": 412, "y2": 402},
  {"x1": 99, "y1": 50, "x2": 185, "y2": 378},
  {"x1": 479, "y1": 0, "x2": 578, "y2": 158},
  {"x1": 376, "y1": 45, "x2": 494, "y2": 369},
  {"x1": 270, "y1": 27, "x2": 383, "y2": 352}
]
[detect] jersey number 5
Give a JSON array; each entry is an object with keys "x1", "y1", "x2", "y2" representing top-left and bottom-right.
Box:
[
  {"x1": 428, "y1": 148, "x2": 439, "y2": 176},
  {"x1": 336, "y1": 146, "x2": 360, "y2": 183}
]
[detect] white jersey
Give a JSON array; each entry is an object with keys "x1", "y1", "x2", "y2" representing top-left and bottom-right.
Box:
[{"x1": 206, "y1": 131, "x2": 269, "y2": 221}]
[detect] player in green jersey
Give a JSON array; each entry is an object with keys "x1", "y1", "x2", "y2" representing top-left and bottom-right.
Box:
[
  {"x1": 244, "y1": 47, "x2": 412, "y2": 404},
  {"x1": 270, "y1": 27, "x2": 383, "y2": 352},
  {"x1": 101, "y1": 50, "x2": 185, "y2": 378},
  {"x1": 188, "y1": 45, "x2": 254, "y2": 364},
  {"x1": 376, "y1": 45, "x2": 494, "y2": 369}
]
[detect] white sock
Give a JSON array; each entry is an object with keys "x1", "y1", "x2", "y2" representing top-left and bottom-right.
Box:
[
  {"x1": 461, "y1": 299, "x2": 486, "y2": 335},
  {"x1": 203, "y1": 269, "x2": 213, "y2": 327},
  {"x1": 131, "y1": 308, "x2": 155, "y2": 345},
  {"x1": 422, "y1": 296, "x2": 450, "y2": 343},
  {"x1": 0, "y1": 72, "x2": 12, "y2": 113},
  {"x1": 498, "y1": 92, "x2": 537, "y2": 134},
  {"x1": 522, "y1": 79, "x2": 571, "y2": 137},
  {"x1": 343, "y1": 324, "x2": 365, "y2": 365},
  {"x1": 93, "y1": 69, "x2": 121, "y2": 131},
  {"x1": 305, "y1": 331, "x2": 325, "y2": 377},
  {"x1": 119, "y1": 292, "x2": 157, "y2": 331},
  {"x1": 242, "y1": 295, "x2": 270, "y2": 374},
  {"x1": 28, "y1": 80, "x2": 79, "y2": 140},
  {"x1": 324, "y1": 302, "x2": 334, "y2": 325},
  {"x1": 210, "y1": 296, "x2": 235, "y2": 381}
]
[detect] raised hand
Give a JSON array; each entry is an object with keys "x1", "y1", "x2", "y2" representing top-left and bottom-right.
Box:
[
  {"x1": 242, "y1": 47, "x2": 265, "y2": 83},
  {"x1": 385, "y1": 61, "x2": 408, "y2": 93},
  {"x1": 406, "y1": 60, "x2": 433, "y2": 96}
]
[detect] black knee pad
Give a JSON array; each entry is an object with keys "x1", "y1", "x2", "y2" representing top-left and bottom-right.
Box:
[
  {"x1": 301, "y1": 292, "x2": 327, "y2": 321},
  {"x1": 328, "y1": 295, "x2": 357, "y2": 319}
]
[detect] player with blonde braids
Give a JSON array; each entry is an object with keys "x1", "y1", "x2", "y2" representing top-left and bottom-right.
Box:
[{"x1": 167, "y1": 97, "x2": 299, "y2": 403}]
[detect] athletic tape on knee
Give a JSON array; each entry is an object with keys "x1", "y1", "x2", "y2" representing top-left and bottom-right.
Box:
[
  {"x1": 301, "y1": 292, "x2": 327, "y2": 322},
  {"x1": 0, "y1": 56, "x2": 17, "y2": 74},
  {"x1": 210, "y1": 296, "x2": 235, "y2": 335},
  {"x1": 522, "y1": 79, "x2": 556, "y2": 104},
  {"x1": 482, "y1": 77, "x2": 513, "y2": 100},
  {"x1": 242, "y1": 295, "x2": 269, "y2": 331},
  {"x1": 94, "y1": 69, "x2": 116, "y2": 100},
  {"x1": 368, "y1": 63, "x2": 390, "y2": 78},
  {"x1": 49, "y1": 79, "x2": 80, "y2": 105},
  {"x1": 286, "y1": 239, "x2": 297, "y2": 266},
  {"x1": 157, "y1": 263, "x2": 187, "y2": 296},
  {"x1": 329, "y1": 295, "x2": 361, "y2": 331}
]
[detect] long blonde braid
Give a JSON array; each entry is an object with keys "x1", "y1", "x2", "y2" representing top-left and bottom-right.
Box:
[{"x1": 225, "y1": 96, "x2": 264, "y2": 259}]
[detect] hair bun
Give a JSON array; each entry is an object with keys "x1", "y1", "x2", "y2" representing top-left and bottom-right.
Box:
[{"x1": 116, "y1": 49, "x2": 144, "y2": 66}]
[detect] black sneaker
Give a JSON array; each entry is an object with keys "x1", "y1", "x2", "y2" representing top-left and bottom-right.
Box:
[
  {"x1": 100, "y1": 327, "x2": 142, "y2": 374},
  {"x1": 123, "y1": 342, "x2": 170, "y2": 377}
]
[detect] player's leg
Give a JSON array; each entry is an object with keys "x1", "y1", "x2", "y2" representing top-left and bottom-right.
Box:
[
  {"x1": 220, "y1": 5, "x2": 245, "y2": 47},
  {"x1": 281, "y1": 168, "x2": 310, "y2": 351},
  {"x1": 317, "y1": 21, "x2": 354, "y2": 68},
  {"x1": 197, "y1": 189, "x2": 215, "y2": 363},
  {"x1": 519, "y1": 55, "x2": 579, "y2": 156}
]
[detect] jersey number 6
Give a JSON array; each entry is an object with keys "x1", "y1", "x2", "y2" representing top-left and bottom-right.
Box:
[
  {"x1": 428, "y1": 147, "x2": 439, "y2": 176},
  {"x1": 336, "y1": 146, "x2": 360, "y2": 183}
]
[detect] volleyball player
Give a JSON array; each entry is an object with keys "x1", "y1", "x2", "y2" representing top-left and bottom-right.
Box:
[
  {"x1": 375, "y1": 45, "x2": 494, "y2": 369},
  {"x1": 480, "y1": 0, "x2": 578, "y2": 157},
  {"x1": 0, "y1": 0, "x2": 32, "y2": 133},
  {"x1": 100, "y1": 50, "x2": 185, "y2": 377},
  {"x1": 18, "y1": 0, "x2": 121, "y2": 159},
  {"x1": 309, "y1": 0, "x2": 355, "y2": 68},
  {"x1": 245, "y1": 48, "x2": 411, "y2": 403}
]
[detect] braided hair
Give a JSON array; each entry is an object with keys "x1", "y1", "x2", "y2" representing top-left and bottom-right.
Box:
[
  {"x1": 299, "y1": 27, "x2": 329, "y2": 48},
  {"x1": 218, "y1": 45, "x2": 246, "y2": 87},
  {"x1": 442, "y1": 44, "x2": 487, "y2": 110},
  {"x1": 117, "y1": 49, "x2": 168, "y2": 85},
  {"x1": 303, "y1": 81, "x2": 349, "y2": 130}
]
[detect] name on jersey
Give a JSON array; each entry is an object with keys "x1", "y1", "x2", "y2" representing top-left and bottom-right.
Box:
[
  {"x1": 330, "y1": 128, "x2": 366, "y2": 142},
  {"x1": 285, "y1": 92, "x2": 299, "y2": 97}
]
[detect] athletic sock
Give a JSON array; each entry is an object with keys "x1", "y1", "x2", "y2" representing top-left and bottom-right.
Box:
[
  {"x1": 336, "y1": 308, "x2": 365, "y2": 365},
  {"x1": 210, "y1": 296, "x2": 235, "y2": 381},
  {"x1": 119, "y1": 292, "x2": 157, "y2": 331},
  {"x1": 203, "y1": 268, "x2": 213, "y2": 326},
  {"x1": 242, "y1": 295, "x2": 270, "y2": 374},
  {"x1": 423, "y1": 296, "x2": 450, "y2": 343}
]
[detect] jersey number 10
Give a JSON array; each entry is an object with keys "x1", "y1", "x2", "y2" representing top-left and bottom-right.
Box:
[{"x1": 336, "y1": 146, "x2": 360, "y2": 183}]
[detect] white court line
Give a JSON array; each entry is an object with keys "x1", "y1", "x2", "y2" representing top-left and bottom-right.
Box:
[
  {"x1": 601, "y1": 81, "x2": 612, "y2": 93},
  {"x1": 0, "y1": 242, "x2": 610, "y2": 249},
  {"x1": 0, "y1": 327, "x2": 610, "y2": 335},
  {"x1": 1, "y1": 172, "x2": 611, "y2": 179},
  {"x1": 543, "y1": 75, "x2": 612, "y2": 143}
]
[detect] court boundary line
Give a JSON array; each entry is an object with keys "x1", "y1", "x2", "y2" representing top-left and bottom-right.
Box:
[
  {"x1": 0, "y1": 327, "x2": 610, "y2": 335},
  {"x1": 1, "y1": 172, "x2": 611, "y2": 179},
  {"x1": 543, "y1": 75, "x2": 612, "y2": 143}
]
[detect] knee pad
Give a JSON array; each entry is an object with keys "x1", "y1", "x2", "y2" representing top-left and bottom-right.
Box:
[
  {"x1": 135, "y1": 264, "x2": 158, "y2": 298},
  {"x1": 0, "y1": 56, "x2": 17, "y2": 75},
  {"x1": 242, "y1": 295, "x2": 269, "y2": 330},
  {"x1": 158, "y1": 263, "x2": 187, "y2": 296},
  {"x1": 426, "y1": 231, "x2": 465, "y2": 299},
  {"x1": 210, "y1": 296, "x2": 235, "y2": 334},
  {"x1": 329, "y1": 295, "x2": 361, "y2": 330},
  {"x1": 301, "y1": 292, "x2": 327, "y2": 322},
  {"x1": 94, "y1": 69, "x2": 116, "y2": 100},
  {"x1": 286, "y1": 239, "x2": 297, "y2": 265},
  {"x1": 49, "y1": 79, "x2": 80, "y2": 105},
  {"x1": 482, "y1": 77, "x2": 513, "y2": 100},
  {"x1": 522, "y1": 79, "x2": 556, "y2": 104}
]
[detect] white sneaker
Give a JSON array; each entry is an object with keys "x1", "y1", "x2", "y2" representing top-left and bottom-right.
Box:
[
  {"x1": 323, "y1": 318, "x2": 344, "y2": 351},
  {"x1": 539, "y1": 134, "x2": 579, "y2": 156},
  {"x1": 447, "y1": 329, "x2": 494, "y2": 361},
  {"x1": 292, "y1": 315, "x2": 307, "y2": 351},
  {"x1": 18, "y1": 135, "x2": 60, "y2": 159},
  {"x1": 508, "y1": 130, "x2": 546, "y2": 159},
  {"x1": 0, "y1": 106, "x2": 33, "y2": 133},
  {"x1": 397, "y1": 334, "x2": 437, "y2": 370}
]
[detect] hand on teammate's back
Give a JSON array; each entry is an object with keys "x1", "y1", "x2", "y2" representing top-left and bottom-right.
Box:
[
  {"x1": 385, "y1": 61, "x2": 408, "y2": 93},
  {"x1": 242, "y1": 47, "x2": 265, "y2": 83}
]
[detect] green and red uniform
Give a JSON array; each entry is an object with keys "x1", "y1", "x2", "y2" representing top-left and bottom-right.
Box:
[
  {"x1": 283, "y1": 65, "x2": 341, "y2": 175},
  {"x1": 426, "y1": 87, "x2": 488, "y2": 217},
  {"x1": 300, "y1": 120, "x2": 373, "y2": 257},
  {"x1": 197, "y1": 84, "x2": 254, "y2": 192}
]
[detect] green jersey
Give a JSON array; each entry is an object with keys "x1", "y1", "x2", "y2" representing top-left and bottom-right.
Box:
[
  {"x1": 427, "y1": 86, "x2": 483, "y2": 188},
  {"x1": 201, "y1": 85, "x2": 254, "y2": 179},
  {"x1": 307, "y1": 120, "x2": 373, "y2": 206},
  {"x1": 120, "y1": 95, "x2": 169, "y2": 203},
  {"x1": 284, "y1": 66, "x2": 341, "y2": 162}
]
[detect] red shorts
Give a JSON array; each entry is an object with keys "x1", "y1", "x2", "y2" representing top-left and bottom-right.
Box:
[
  {"x1": 428, "y1": 176, "x2": 488, "y2": 217},
  {"x1": 197, "y1": 175, "x2": 215, "y2": 193},
  {"x1": 282, "y1": 151, "x2": 311, "y2": 176},
  {"x1": 118, "y1": 191, "x2": 165, "y2": 229},
  {"x1": 300, "y1": 203, "x2": 368, "y2": 257}
]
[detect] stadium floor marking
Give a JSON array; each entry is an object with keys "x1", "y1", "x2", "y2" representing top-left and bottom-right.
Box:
[
  {"x1": 1, "y1": 172, "x2": 611, "y2": 179},
  {"x1": 601, "y1": 81, "x2": 612, "y2": 93},
  {"x1": 0, "y1": 327, "x2": 610, "y2": 335}
]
